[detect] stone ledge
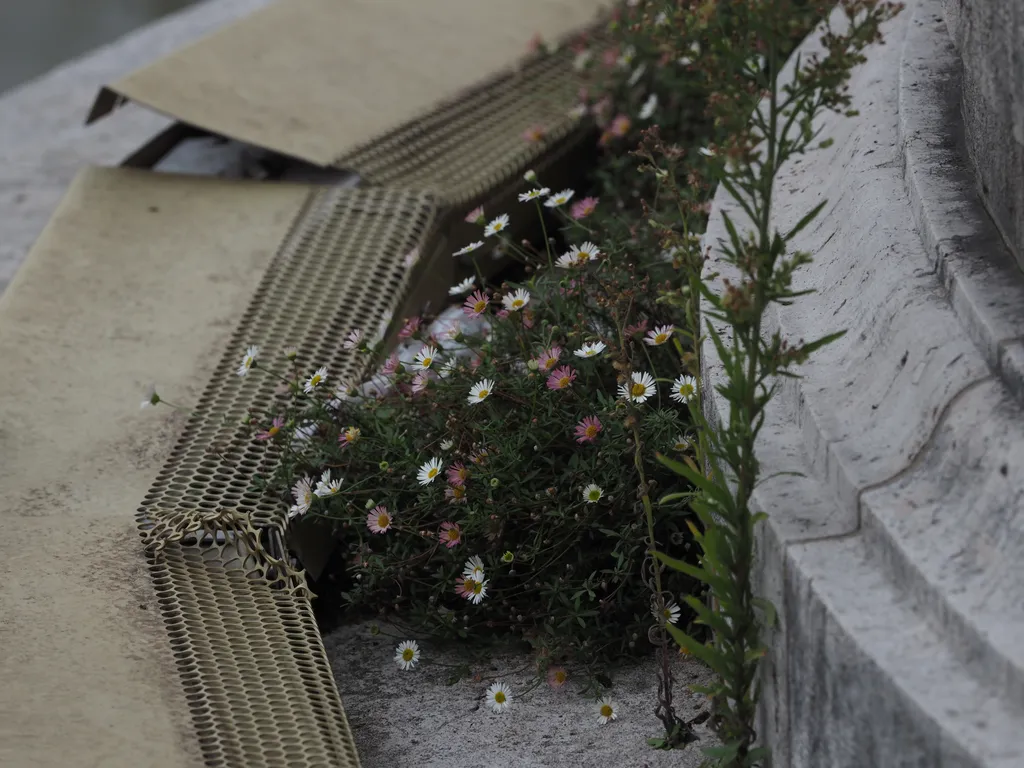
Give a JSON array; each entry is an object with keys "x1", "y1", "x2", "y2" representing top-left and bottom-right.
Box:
[{"x1": 701, "y1": 1, "x2": 1024, "y2": 765}]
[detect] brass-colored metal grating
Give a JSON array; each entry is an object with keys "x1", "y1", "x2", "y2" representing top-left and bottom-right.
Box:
[
  {"x1": 334, "y1": 41, "x2": 600, "y2": 208},
  {"x1": 136, "y1": 186, "x2": 444, "y2": 768}
]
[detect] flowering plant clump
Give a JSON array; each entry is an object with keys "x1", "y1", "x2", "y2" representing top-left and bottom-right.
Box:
[{"x1": 245, "y1": 179, "x2": 698, "y2": 669}]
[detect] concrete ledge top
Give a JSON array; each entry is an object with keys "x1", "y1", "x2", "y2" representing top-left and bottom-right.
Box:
[
  {"x1": 701, "y1": 1, "x2": 1024, "y2": 764},
  {"x1": 0, "y1": 167, "x2": 309, "y2": 768},
  {"x1": 0, "y1": 0, "x2": 275, "y2": 299}
]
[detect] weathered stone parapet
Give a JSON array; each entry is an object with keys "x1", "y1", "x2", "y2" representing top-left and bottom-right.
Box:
[
  {"x1": 942, "y1": 0, "x2": 1024, "y2": 270},
  {"x1": 702, "y1": 1, "x2": 1024, "y2": 765}
]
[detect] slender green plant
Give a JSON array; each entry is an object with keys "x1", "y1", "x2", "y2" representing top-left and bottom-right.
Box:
[{"x1": 639, "y1": 1, "x2": 901, "y2": 765}]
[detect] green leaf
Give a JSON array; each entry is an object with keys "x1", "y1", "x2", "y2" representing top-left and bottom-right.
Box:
[
  {"x1": 666, "y1": 624, "x2": 724, "y2": 673},
  {"x1": 753, "y1": 597, "x2": 777, "y2": 628},
  {"x1": 799, "y1": 329, "x2": 846, "y2": 357},
  {"x1": 656, "y1": 453, "x2": 733, "y2": 510},
  {"x1": 703, "y1": 743, "x2": 741, "y2": 760},
  {"x1": 745, "y1": 747, "x2": 772, "y2": 765}
]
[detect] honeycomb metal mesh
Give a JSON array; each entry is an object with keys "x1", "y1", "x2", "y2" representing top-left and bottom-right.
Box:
[
  {"x1": 137, "y1": 186, "x2": 444, "y2": 768},
  {"x1": 333, "y1": 35, "x2": 605, "y2": 208}
]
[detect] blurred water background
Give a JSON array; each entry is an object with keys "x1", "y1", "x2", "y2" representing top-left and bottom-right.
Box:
[{"x1": 0, "y1": 0, "x2": 198, "y2": 94}]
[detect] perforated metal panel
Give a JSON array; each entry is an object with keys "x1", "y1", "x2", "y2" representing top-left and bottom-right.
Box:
[
  {"x1": 137, "y1": 187, "x2": 444, "y2": 768},
  {"x1": 334, "y1": 42, "x2": 600, "y2": 208}
]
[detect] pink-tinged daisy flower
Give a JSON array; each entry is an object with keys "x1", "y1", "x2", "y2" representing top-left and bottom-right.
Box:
[
  {"x1": 574, "y1": 416, "x2": 603, "y2": 443},
  {"x1": 645, "y1": 324, "x2": 675, "y2": 346},
  {"x1": 439, "y1": 521, "x2": 462, "y2": 548},
  {"x1": 547, "y1": 666, "x2": 568, "y2": 689},
  {"x1": 609, "y1": 114, "x2": 632, "y2": 137},
  {"x1": 366, "y1": 505, "x2": 392, "y2": 534},
  {"x1": 522, "y1": 125, "x2": 546, "y2": 143},
  {"x1": 256, "y1": 416, "x2": 285, "y2": 441},
  {"x1": 381, "y1": 353, "x2": 401, "y2": 376},
  {"x1": 496, "y1": 309, "x2": 510, "y2": 320},
  {"x1": 624, "y1": 318, "x2": 649, "y2": 337},
  {"x1": 465, "y1": 206, "x2": 485, "y2": 224},
  {"x1": 342, "y1": 328, "x2": 364, "y2": 350},
  {"x1": 455, "y1": 576, "x2": 478, "y2": 600},
  {"x1": 570, "y1": 196, "x2": 599, "y2": 220},
  {"x1": 546, "y1": 365, "x2": 577, "y2": 391},
  {"x1": 398, "y1": 316, "x2": 422, "y2": 338},
  {"x1": 522, "y1": 309, "x2": 535, "y2": 329},
  {"x1": 411, "y1": 371, "x2": 432, "y2": 394},
  {"x1": 442, "y1": 322, "x2": 462, "y2": 342},
  {"x1": 445, "y1": 485, "x2": 468, "y2": 504},
  {"x1": 447, "y1": 462, "x2": 470, "y2": 487},
  {"x1": 501, "y1": 288, "x2": 531, "y2": 312},
  {"x1": 484, "y1": 214, "x2": 510, "y2": 238},
  {"x1": 339, "y1": 426, "x2": 361, "y2": 447},
  {"x1": 464, "y1": 290, "x2": 490, "y2": 319},
  {"x1": 535, "y1": 346, "x2": 561, "y2": 372}
]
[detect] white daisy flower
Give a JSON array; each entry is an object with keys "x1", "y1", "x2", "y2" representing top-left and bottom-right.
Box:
[
  {"x1": 597, "y1": 697, "x2": 618, "y2": 725},
  {"x1": 699, "y1": 146, "x2": 716, "y2": 157},
  {"x1": 655, "y1": 601, "x2": 682, "y2": 626},
  {"x1": 313, "y1": 470, "x2": 343, "y2": 498},
  {"x1": 567, "y1": 103, "x2": 588, "y2": 121},
  {"x1": 449, "y1": 277, "x2": 476, "y2": 295},
  {"x1": 454, "y1": 240, "x2": 485, "y2": 257},
  {"x1": 484, "y1": 214, "x2": 510, "y2": 237},
  {"x1": 572, "y1": 49, "x2": 592, "y2": 72},
  {"x1": 673, "y1": 435, "x2": 692, "y2": 452},
  {"x1": 574, "y1": 341, "x2": 607, "y2": 358},
  {"x1": 556, "y1": 252, "x2": 582, "y2": 269},
  {"x1": 645, "y1": 324, "x2": 675, "y2": 346},
  {"x1": 289, "y1": 476, "x2": 314, "y2": 520},
  {"x1": 627, "y1": 62, "x2": 647, "y2": 87},
  {"x1": 418, "y1": 457, "x2": 444, "y2": 485},
  {"x1": 544, "y1": 189, "x2": 575, "y2": 208},
  {"x1": 463, "y1": 555, "x2": 486, "y2": 581},
  {"x1": 440, "y1": 439, "x2": 454, "y2": 451},
  {"x1": 618, "y1": 371, "x2": 657, "y2": 404},
  {"x1": 655, "y1": 11, "x2": 668, "y2": 24},
  {"x1": 523, "y1": 169, "x2": 538, "y2": 183},
  {"x1": 303, "y1": 366, "x2": 328, "y2": 394},
  {"x1": 468, "y1": 378, "x2": 495, "y2": 405},
  {"x1": 282, "y1": 346, "x2": 298, "y2": 361},
  {"x1": 439, "y1": 358, "x2": 457, "y2": 379},
  {"x1": 140, "y1": 384, "x2": 160, "y2": 409},
  {"x1": 342, "y1": 329, "x2": 364, "y2": 350},
  {"x1": 501, "y1": 289, "x2": 530, "y2": 312},
  {"x1": 582, "y1": 483, "x2": 604, "y2": 503},
  {"x1": 413, "y1": 345, "x2": 439, "y2": 371},
  {"x1": 237, "y1": 344, "x2": 259, "y2": 377},
  {"x1": 570, "y1": 242, "x2": 600, "y2": 263},
  {"x1": 518, "y1": 187, "x2": 550, "y2": 202},
  {"x1": 670, "y1": 374, "x2": 698, "y2": 404},
  {"x1": 394, "y1": 640, "x2": 421, "y2": 671},
  {"x1": 485, "y1": 681, "x2": 513, "y2": 713},
  {"x1": 639, "y1": 93, "x2": 658, "y2": 120}
]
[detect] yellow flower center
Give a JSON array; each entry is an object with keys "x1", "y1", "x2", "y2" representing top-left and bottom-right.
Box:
[
  {"x1": 494, "y1": 691, "x2": 506, "y2": 704},
  {"x1": 512, "y1": 299, "x2": 523, "y2": 309},
  {"x1": 427, "y1": 467, "x2": 438, "y2": 479},
  {"x1": 447, "y1": 529, "x2": 460, "y2": 541},
  {"x1": 267, "y1": 425, "x2": 279, "y2": 437},
  {"x1": 310, "y1": 374, "x2": 321, "y2": 387},
  {"x1": 585, "y1": 425, "x2": 598, "y2": 438},
  {"x1": 554, "y1": 670, "x2": 567, "y2": 684},
  {"x1": 472, "y1": 582, "x2": 484, "y2": 595},
  {"x1": 377, "y1": 514, "x2": 390, "y2": 529},
  {"x1": 678, "y1": 384, "x2": 694, "y2": 398},
  {"x1": 631, "y1": 382, "x2": 647, "y2": 397},
  {"x1": 477, "y1": 389, "x2": 489, "y2": 399},
  {"x1": 402, "y1": 648, "x2": 414, "y2": 662},
  {"x1": 558, "y1": 376, "x2": 570, "y2": 388},
  {"x1": 422, "y1": 357, "x2": 433, "y2": 367},
  {"x1": 588, "y1": 490, "x2": 600, "y2": 501},
  {"x1": 655, "y1": 333, "x2": 668, "y2": 344},
  {"x1": 600, "y1": 704, "x2": 613, "y2": 718},
  {"x1": 473, "y1": 301, "x2": 487, "y2": 313}
]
